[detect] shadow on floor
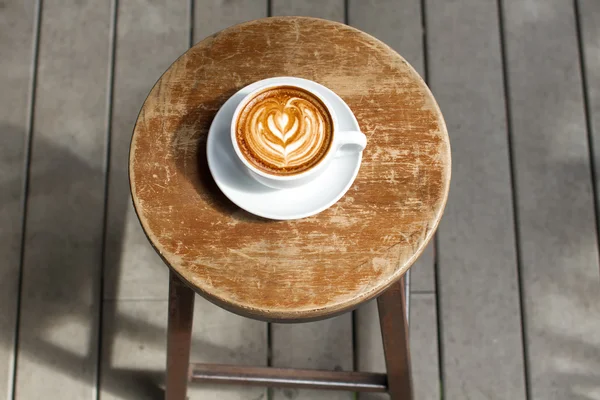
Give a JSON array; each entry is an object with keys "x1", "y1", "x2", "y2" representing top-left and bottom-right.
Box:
[{"x1": 0, "y1": 122, "x2": 254, "y2": 399}]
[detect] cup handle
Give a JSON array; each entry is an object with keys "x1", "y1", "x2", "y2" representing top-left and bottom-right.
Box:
[{"x1": 333, "y1": 131, "x2": 367, "y2": 158}]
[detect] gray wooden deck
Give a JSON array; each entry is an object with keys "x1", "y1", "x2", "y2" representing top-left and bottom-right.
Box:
[{"x1": 1, "y1": 0, "x2": 599, "y2": 399}]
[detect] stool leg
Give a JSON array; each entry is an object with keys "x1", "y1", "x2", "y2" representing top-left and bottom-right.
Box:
[
  {"x1": 377, "y1": 276, "x2": 413, "y2": 399},
  {"x1": 166, "y1": 272, "x2": 195, "y2": 400}
]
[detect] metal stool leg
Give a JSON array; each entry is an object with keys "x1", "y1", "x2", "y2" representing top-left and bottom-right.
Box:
[
  {"x1": 377, "y1": 276, "x2": 413, "y2": 400},
  {"x1": 166, "y1": 272, "x2": 195, "y2": 400}
]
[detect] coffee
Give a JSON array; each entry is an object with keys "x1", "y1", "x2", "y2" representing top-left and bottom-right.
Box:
[{"x1": 235, "y1": 86, "x2": 334, "y2": 176}]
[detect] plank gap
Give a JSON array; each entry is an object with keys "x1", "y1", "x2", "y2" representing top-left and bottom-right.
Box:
[
  {"x1": 421, "y1": 0, "x2": 442, "y2": 396},
  {"x1": 420, "y1": 0, "x2": 429, "y2": 83},
  {"x1": 343, "y1": 0, "x2": 348, "y2": 25},
  {"x1": 573, "y1": 0, "x2": 600, "y2": 263},
  {"x1": 189, "y1": 0, "x2": 194, "y2": 47},
  {"x1": 95, "y1": 0, "x2": 119, "y2": 395},
  {"x1": 432, "y1": 235, "x2": 444, "y2": 400},
  {"x1": 496, "y1": 0, "x2": 532, "y2": 398},
  {"x1": 351, "y1": 310, "x2": 358, "y2": 372},
  {"x1": 10, "y1": 0, "x2": 43, "y2": 398},
  {"x1": 410, "y1": 290, "x2": 435, "y2": 296}
]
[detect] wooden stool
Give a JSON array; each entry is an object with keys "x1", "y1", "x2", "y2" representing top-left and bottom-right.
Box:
[{"x1": 129, "y1": 17, "x2": 450, "y2": 400}]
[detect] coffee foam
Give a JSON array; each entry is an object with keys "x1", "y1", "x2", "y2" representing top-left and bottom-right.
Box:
[{"x1": 236, "y1": 86, "x2": 333, "y2": 176}]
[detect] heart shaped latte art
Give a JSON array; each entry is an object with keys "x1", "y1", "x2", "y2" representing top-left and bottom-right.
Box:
[{"x1": 236, "y1": 87, "x2": 334, "y2": 175}]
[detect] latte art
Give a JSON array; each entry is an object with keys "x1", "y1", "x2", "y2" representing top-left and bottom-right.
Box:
[{"x1": 236, "y1": 86, "x2": 333, "y2": 176}]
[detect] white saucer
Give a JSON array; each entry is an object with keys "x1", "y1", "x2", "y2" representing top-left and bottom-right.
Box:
[{"x1": 206, "y1": 77, "x2": 362, "y2": 220}]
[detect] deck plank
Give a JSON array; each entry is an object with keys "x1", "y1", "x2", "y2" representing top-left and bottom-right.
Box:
[
  {"x1": 100, "y1": 296, "x2": 267, "y2": 400},
  {"x1": 100, "y1": 1, "x2": 269, "y2": 399},
  {"x1": 100, "y1": 0, "x2": 188, "y2": 398},
  {"x1": 0, "y1": 0, "x2": 37, "y2": 397},
  {"x1": 271, "y1": 315, "x2": 353, "y2": 400},
  {"x1": 271, "y1": 0, "x2": 344, "y2": 21},
  {"x1": 579, "y1": 1, "x2": 600, "y2": 235},
  {"x1": 501, "y1": 0, "x2": 600, "y2": 398},
  {"x1": 267, "y1": 4, "x2": 351, "y2": 400},
  {"x1": 194, "y1": 0, "x2": 267, "y2": 43},
  {"x1": 348, "y1": 2, "x2": 439, "y2": 399},
  {"x1": 427, "y1": 0, "x2": 527, "y2": 398},
  {"x1": 14, "y1": 0, "x2": 112, "y2": 398},
  {"x1": 355, "y1": 295, "x2": 440, "y2": 400},
  {"x1": 409, "y1": 295, "x2": 441, "y2": 400}
]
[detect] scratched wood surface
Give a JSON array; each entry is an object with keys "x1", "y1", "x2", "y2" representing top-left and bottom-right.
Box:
[
  {"x1": 267, "y1": 4, "x2": 355, "y2": 400},
  {"x1": 130, "y1": 16, "x2": 451, "y2": 321},
  {"x1": 347, "y1": 1, "x2": 440, "y2": 399},
  {"x1": 4, "y1": 1, "x2": 600, "y2": 399},
  {"x1": 190, "y1": 3, "x2": 269, "y2": 400}
]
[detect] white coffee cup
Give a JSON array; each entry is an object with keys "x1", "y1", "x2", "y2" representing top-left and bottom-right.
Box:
[{"x1": 230, "y1": 78, "x2": 367, "y2": 189}]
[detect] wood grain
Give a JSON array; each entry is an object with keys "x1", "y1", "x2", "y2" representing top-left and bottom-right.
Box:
[
  {"x1": 267, "y1": 6, "x2": 353, "y2": 400},
  {"x1": 191, "y1": 4, "x2": 270, "y2": 400},
  {"x1": 348, "y1": 0, "x2": 434, "y2": 294},
  {"x1": 130, "y1": 17, "x2": 450, "y2": 321},
  {"x1": 348, "y1": 2, "x2": 440, "y2": 399}
]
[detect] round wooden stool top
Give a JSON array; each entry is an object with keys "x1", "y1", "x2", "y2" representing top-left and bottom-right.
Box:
[{"x1": 130, "y1": 17, "x2": 450, "y2": 322}]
